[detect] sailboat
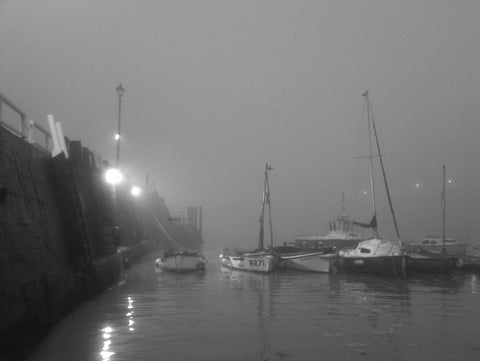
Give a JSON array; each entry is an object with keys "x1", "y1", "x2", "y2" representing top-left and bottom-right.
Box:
[
  {"x1": 219, "y1": 163, "x2": 278, "y2": 272},
  {"x1": 338, "y1": 91, "x2": 408, "y2": 278},
  {"x1": 406, "y1": 165, "x2": 461, "y2": 273}
]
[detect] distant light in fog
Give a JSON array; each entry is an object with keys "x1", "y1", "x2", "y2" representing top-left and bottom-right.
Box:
[{"x1": 130, "y1": 186, "x2": 142, "y2": 197}]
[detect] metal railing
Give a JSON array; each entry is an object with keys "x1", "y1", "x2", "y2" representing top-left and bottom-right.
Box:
[{"x1": 0, "y1": 92, "x2": 52, "y2": 151}]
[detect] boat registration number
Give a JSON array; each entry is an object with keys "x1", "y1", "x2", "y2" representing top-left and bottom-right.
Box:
[{"x1": 249, "y1": 259, "x2": 265, "y2": 267}]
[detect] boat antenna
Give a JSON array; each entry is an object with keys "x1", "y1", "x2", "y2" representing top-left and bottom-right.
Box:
[{"x1": 364, "y1": 91, "x2": 401, "y2": 240}]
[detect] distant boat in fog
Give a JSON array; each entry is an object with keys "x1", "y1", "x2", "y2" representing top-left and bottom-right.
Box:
[
  {"x1": 294, "y1": 193, "x2": 362, "y2": 251},
  {"x1": 405, "y1": 165, "x2": 464, "y2": 273},
  {"x1": 220, "y1": 163, "x2": 278, "y2": 272},
  {"x1": 404, "y1": 235, "x2": 467, "y2": 258}
]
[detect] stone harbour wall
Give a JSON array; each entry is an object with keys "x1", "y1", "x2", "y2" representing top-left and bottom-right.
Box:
[
  {"x1": 0, "y1": 125, "x2": 203, "y2": 361},
  {"x1": 0, "y1": 126, "x2": 77, "y2": 360}
]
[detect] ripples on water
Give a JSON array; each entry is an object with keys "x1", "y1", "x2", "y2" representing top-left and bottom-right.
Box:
[{"x1": 27, "y1": 250, "x2": 480, "y2": 361}]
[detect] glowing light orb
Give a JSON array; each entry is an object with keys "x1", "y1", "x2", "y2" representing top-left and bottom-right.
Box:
[
  {"x1": 130, "y1": 186, "x2": 142, "y2": 197},
  {"x1": 105, "y1": 168, "x2": 123, "y2": 185}
]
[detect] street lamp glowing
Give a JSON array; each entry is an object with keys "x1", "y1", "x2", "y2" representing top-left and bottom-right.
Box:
[
  {"x1": 130, "y1": 186, "x2": 142, "y2": 197},
  {"x1": 105, "y1": 168, "x2": 123, "y2": 185},
  {"x1": 114, "y1": 133, "x2": 120, "y2": 141}
]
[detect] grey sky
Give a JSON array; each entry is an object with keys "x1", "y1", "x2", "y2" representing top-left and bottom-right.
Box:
[{"x1": 1, "y1": 0, "x2": 479, "y2": 250}]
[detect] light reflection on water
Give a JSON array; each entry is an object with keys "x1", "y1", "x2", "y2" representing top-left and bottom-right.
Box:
[
  {"x1": 126, "y1": 297, "x2": 134, "y2": 332},
  {"x1": 26, "y1": 250, "x2": 480, "y2": 361},
  {"x1": 100, "y1": 326, "x2": 114, "y2": 361}
]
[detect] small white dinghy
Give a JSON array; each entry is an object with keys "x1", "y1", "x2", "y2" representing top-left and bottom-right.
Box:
[{"x1": 155, "y1": 249, "x2": 207, "y2": 272}]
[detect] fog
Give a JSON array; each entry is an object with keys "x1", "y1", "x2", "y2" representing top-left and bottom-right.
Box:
[{"x1": 1, "y1": 0, "x2": 479, "y2": 251}]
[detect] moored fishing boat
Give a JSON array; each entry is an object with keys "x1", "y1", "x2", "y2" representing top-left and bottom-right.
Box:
[
  {"x1": 274, "y1": 243, "x2": 338, "y2": 273},
  {"x1": 220, "y1": 163, "x2": 279, "y2": 272},
  {"x1": 155, "y1": 249, "x2": 207, "y2": 272}
]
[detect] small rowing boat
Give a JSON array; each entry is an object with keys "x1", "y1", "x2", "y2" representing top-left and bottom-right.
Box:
[{"x1": 155, "y1": 249, "x2": 207, "y2": 272}]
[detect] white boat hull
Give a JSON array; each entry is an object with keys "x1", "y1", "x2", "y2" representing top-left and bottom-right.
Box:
[
  {"x1": 155, "y1": 254, "x2": 206, "y2": 272},
  {"x1": 279, "y1": 252, "x2": 339, "y2": 273},
  {"x1": 220, "y1": 251, "x2": 277, "y2": 272}
]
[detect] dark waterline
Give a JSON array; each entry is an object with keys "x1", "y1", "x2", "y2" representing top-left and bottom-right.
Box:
[{"x1": 27, "y1": 250, "x2": 480, "y2": 361}]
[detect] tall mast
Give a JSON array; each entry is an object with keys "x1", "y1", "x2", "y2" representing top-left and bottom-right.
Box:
[
  {"x1": 364, "y1": 91, "x2": 401, "y2": 240},
  {"x1": 258, "y1": 172, "x2": 265, "y2": 250},
  {"x1": 258, "y1": 163, "x2": 273, "y2": 249},
  {"x1": 363, "y1": 91, "x2": 378, "y2": 237},
  {"x1": 266, "y1": 163, "x2": 274, "y2": 248}
]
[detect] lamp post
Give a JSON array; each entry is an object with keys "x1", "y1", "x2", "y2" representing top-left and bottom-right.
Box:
[{"x1": 115, "y1": 83, "x2": 125, "y2": 167}]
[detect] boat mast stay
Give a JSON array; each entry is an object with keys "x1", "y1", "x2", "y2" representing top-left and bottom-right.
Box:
[
  {"x1": 364, "y1": 91, "x2": 378, "y2": 237},
  {"x1": 442, "y1": 164, "x2": 446, "y2": 256},
  {"x1": 363, "y1": 91, "x2": 400, "y2": 240},
  {"x1": 258, "y1": 163, "x2": 274, "y2": 250}
]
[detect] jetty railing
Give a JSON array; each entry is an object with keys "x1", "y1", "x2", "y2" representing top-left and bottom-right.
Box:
[{"x1": 0, "y1": 92, "x2": 52, "y2": 151}]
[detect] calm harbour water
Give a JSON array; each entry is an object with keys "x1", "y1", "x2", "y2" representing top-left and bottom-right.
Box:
[{"x1": 27, "y1": 249, "x2": 480, "y2": 361}]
